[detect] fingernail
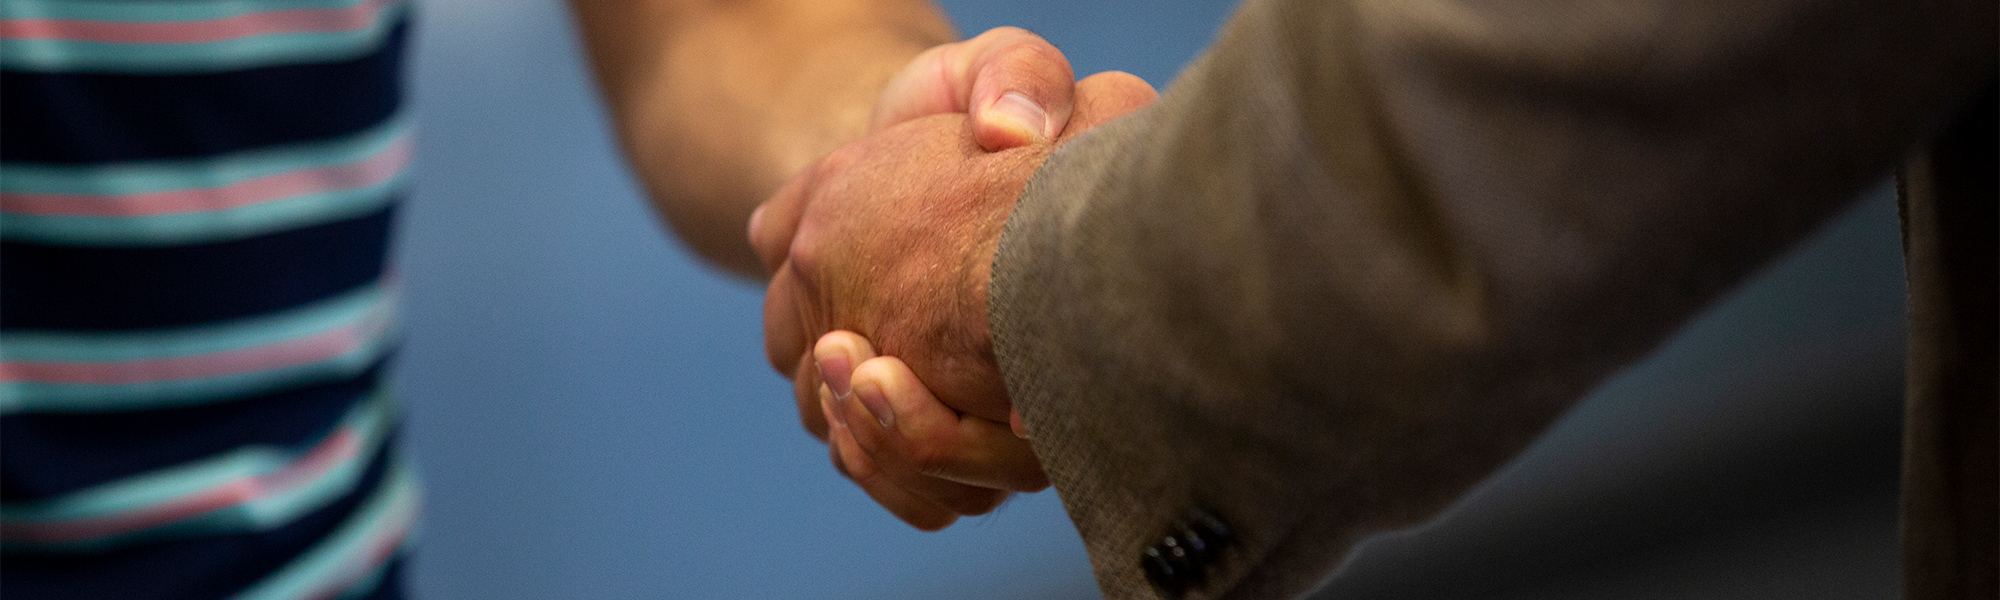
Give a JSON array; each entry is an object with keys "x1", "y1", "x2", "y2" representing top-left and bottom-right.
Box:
[
  {"x1": 820, "y1": 384, "x2": 847, "y2": 430},
  {"x1": 855, "y1": 379, "x2": 896, "y2": 430},
  {"x1": 990, "y1": 92, "x2": 1051, "y2": 142},
  {"x1": 817, "y1": 353, "x2": 854, "y2": 399}
]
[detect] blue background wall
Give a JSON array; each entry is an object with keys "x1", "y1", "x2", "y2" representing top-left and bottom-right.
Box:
[{"x1": 394, "y1": 1, "x2": 1905, "y2": 597}]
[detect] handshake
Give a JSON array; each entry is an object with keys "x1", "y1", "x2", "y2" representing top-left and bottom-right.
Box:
[
  {"x1": 719, "y1": 5, "x2": 1985, "y2": 596},
  {"x1": 746, "y1": 27, "x2": 1154, "y2": 530}
]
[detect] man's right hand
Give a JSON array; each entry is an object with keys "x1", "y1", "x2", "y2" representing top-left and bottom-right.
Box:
[
  {"x1": 754, "y1": 26, "x2": 1084, "y2": 444},
  {"x1": 754, "y1": 70, "x2": 1159, "y2": 529}
]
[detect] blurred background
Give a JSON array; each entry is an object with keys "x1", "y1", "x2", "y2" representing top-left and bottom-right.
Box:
[{"x1": 394, "y1": 0, "x2": 1905, "y2": 598}]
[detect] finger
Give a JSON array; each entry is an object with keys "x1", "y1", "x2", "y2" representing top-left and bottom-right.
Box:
[
  {"x1": 747, "y1": 161, "x2": 816, "y2": 276},
  {"x1": 806, "y1": 331, "x2": 875, "y2": 438},
  {"x1": 830, "y1": 437, "x2": 960, "y2": 531},
  {"x1": 871, "y1": 27, "x2": 1076, "y2": 150},
  {"x1": 813, "y1": 331, "x2": 876, "y2": 400},
  {"x1": 961, "y1": 27, "x2": 1075, "y2": 150},
  {"x1": 827, "y1": 410, "x2": 961, "y2": 531},
  {"x1": 769, "y1": 265, "x2": 830, "y2": 443},
  {"x1": 795, "y1": 360, "x2": 828, "y2": 441},
  {"x1": 869, "y1": 43, "x2": 958, "y2": 132},
  {"x1": 819, "y1": 381, "x2": 847, "y2": 439},
  {"x1": 1055, "y1": 71, "x2": 1159, "y2": 144},
  {"x1": 848, "y1": 443, "x2": 1009, "y2": 519},
  {"x1": 843, "y1": 356, "x2": 1050, "y2": 492},
  {"x1": 761, "y1": 266, "x2": 811, "y2": 378},
  {"x1": 820, "y1": 343, "x2": 1010, "y2": 516}
]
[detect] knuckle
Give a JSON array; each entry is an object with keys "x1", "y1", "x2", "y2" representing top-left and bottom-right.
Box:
[
  {"x1": 818, "y1": 142, "x2": 868, "y2": 179},
  {"x1": 784, "y1": 243, "x2": 820, "y2": 283},
  {"x1": 782, "y1": 222, "x2": 834, "y2": 286}
]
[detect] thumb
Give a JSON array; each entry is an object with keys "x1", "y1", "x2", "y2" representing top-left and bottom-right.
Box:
[
  {"x1": 872, "y1": 27, "x2": 1076, "y2": 151},
  {"x1": 961, "y1": 27, "x2": 1075, "y2": 150}
]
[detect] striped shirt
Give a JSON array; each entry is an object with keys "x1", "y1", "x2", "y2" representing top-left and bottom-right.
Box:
[{"x1": 2, "y1": 0, "x2": 417, "y2": 597}]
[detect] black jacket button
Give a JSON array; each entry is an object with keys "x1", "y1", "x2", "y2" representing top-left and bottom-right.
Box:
[
  {"x1": 1186, "y1": 508, "x2": 1234, "y2": 550},
  {"x1": 1140, "y1": 509, "x2": 1234, "y2": 599},
  {"x1": 1141, "y1": 545, "x2": 1191, "y2": 599}
]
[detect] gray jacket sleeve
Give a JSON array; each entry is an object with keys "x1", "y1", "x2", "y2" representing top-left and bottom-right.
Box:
[{"x1": 987, "y1": 0, "x2": 1995, "y2": 598}]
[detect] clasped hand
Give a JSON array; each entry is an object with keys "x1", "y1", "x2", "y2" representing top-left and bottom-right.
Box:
[{"x1": 747, "y1": 28, "x2": 1156, "y2": 529}]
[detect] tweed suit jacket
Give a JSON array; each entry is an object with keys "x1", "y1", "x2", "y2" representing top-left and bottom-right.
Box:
[{"x1": 987, "y1": 0, "x2": 1996, "y2": 598}]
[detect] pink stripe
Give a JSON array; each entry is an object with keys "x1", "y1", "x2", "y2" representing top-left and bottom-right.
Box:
[
  {"x1": 1, "y1": 428, "x2": 363, "y2": 543},
  {"x1": 0, "y1": 0, "x2": 392, "y2": 44},
  {"x1": 0, "y1": 309, "x2": 388, "y2": 385},
  {"x1": 304, "y1": 496, "x2": 416, "y2": 600},
  {"x1": 0, "y1": 137, "x2": 409, "y2": 217}
]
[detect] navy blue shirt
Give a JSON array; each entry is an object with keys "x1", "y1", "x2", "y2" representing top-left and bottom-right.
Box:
[{"x1": 3, "y1": 1, "x2": 417, "y2": 598}]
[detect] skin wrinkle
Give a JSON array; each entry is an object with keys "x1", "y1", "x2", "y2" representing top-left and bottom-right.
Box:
[{"x1": 936, "y1": 44, "x2": 968, "y2": 112}]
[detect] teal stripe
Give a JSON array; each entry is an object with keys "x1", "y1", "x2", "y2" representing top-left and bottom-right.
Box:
[
  {"x1": 333, "y1": 554, "x2": 397, "y2": 600},
  {"x1": 0, "y1": 3, "x2": 404, "y2": 73},
  {"x1": 0, "y1": 172, "x2": 402, "y2": 245},
  {"x1": 0, "y1": 115, "x2": 406, "y2": 196},
  {"x1": 0, "y1": 318, "x2": 397, "y2": 414},
  {"x1": 1, "y1": 283, "x2": 390, "y2": 413},
  {"x1": 1, "y1": 0, "x2": 373, "y2": 24},
  {"x1": 0, "y1": 391, "x2": 395, "y2": 552},
  {"x1": 231, "y1": 458, "x2": 418, "y2": 600},
  {"x1": 0, "y1": 282, "x2": 388, "y2": 362}
]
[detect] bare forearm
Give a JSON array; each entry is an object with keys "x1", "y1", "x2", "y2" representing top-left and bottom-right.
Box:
[{"x1": 570, "y1": 0, "x2": 953, "y2": 277}]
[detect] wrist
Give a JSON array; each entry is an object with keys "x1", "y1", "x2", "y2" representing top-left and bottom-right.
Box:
[
  {"x1": 761, "y1": 25, "x2": 949, "y2": 184},
  {"x1": 614, "y1": 6, "x2": 950, "y2": 276}
]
